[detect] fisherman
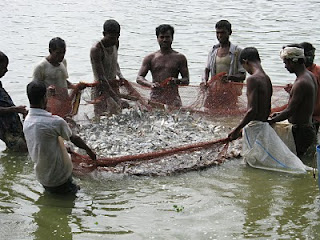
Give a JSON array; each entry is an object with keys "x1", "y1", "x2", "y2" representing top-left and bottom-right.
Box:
[
  {"x1": 268, "y1": 45, "x2": 317, "y2": 158},
  {"x1": 203, "y1": 20, "x2": 245, "y2": 85},
  {"x1": 136, "y1": 24, "x2": 189, "y2": 108},
  {"x1": 285, "y1": 42, "x2": 320, "y2": 133},
  {"x1": 90, "y1": 19, "x2": 128, "y2": 116},
  {"x1": 228, "y1": 47, "x2": 308, "y2": 173},
  {"x1": 0, "y1": 51, "x2": 28, "y2": 152},
  {"x1": 32, "y1": 37, "x2": 87, "y2": 117},
  {"x1": 202, "y1": 20, "x2": 245, "y2": 109},
  {"x1": 228, "y1": 47, "x2": 272, "y2": 140},
  {"x1": 23, "y1": 81, "x2": 95, "y2": 194}
]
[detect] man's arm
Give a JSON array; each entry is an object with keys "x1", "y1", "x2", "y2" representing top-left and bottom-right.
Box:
[
  {"x1": 136, "y1": 55, "x2": 155, "y2": 88},
  {"x1": 0, "y1": 105, "x2": 27, "y2": 116},
  {"x1": 228, "y1": 77, "x2": 258, "y2": 140},
  {"x1": 70, "y1": 134, "x2": 96, "y2": 160},
  {"x1": 268, "y1": 82, "x2": 302, "y2": 124},
  {"x1": 171, "y1": 54, "x2": 189, "y2": 85},
  {"x1": 90, "y1": 46, "x2": 120, "y2": 101},
  {"x1": 226, "y1": 72, "x2": 246, "y2": 82}
]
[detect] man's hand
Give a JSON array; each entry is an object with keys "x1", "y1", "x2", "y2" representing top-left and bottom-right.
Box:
[
  {"x1": 221, "y1": 75, "x2": 230, "y2": 83},
  {"x1": 47, "y1": 85, "x2": 56, "y2": 96},
  {"x1": 15, "y1": 105, "x2": 27, "y2": 115},
  {"x1": 151, "y1": 82, "x2": 161, "y2": 89},
  {"x1": 86, "y1": 149, "x2": 97, "y2": 161},
  {"x1": 119, "y1": 78, "x2": 127, "y2": 86},
  {"x1": 200, "y1": 82, "x2": 208, "y2": 90},
  {"x1": 228, "y1": 129, "x2": 242, "y2": 141},
  {"x1": 76, "y1": 82, "x2": 87, "y2": 91},
  {"x1": 284, "y1": 83, "x2": 293, "y2": 93}
]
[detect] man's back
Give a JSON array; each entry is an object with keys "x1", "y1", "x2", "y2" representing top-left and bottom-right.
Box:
[
  {"x1": 23, "y1": 108, "x2": 72, "y2": 187},
  {"x1": 248, "y1": 71, "x2": 272, "y2": 121}
]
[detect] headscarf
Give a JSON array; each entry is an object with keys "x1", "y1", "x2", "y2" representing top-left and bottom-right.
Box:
[{"x1": 280, "y1": 46, "x2": 304, "y2": 62}]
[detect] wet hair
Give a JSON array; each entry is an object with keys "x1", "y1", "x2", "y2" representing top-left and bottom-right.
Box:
[
  {"x1": 156, "y1": 24, "x2": 174, "y2": 38},
  {"x1": 300, "y1": 42, "x2": 316, "y2": 52},
  {"x1": 215, "y1": 20, "x2": 232, "y2": 34},
  {"x1": 49, "y1": 37, "x2": 66, "y2": 51},
  {"x1": 103, "y1": 19, "x2": 120, "y2": 33},
  {"x1": 27, "y1": 81, "x2": 47, "y2": 105},
  {"x1": 240, "y1": 47, "x2": 261, "y2": 64},
  {"x1": 0, "y1": 51, "x2": 8, "y2": 64}
]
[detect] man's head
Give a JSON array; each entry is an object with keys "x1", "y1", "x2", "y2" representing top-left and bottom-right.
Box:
[
  {"x1": 240, "y1": 47, "x2": 261, "y2": 74},
  {"x1": 300, "y1": 42, "x2": 315, "y2": 68},
  {"x1": 280, "y1": 44, "x2": 305, "y2": 73},
  {"x1": 27, "y1": 81, "x2": 47, "y2": 108},
  {"x1": 215, "y1": 20, "x2": 232, "y2": 44},
  {"x1": 102, "y1": 19, "x2": 120, "y2": 47},
  {"x1": 156, "y1": 24, "x2": 174, "y2": 49},
  {"x1": 49, "y1": 37, "x2": 66, "y2": 63},
  {"x1": 0, "y1": 51, "x2": 9, "y2": 78}
]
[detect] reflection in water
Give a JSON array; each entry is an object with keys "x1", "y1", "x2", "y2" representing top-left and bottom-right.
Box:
[
  {"x1": 33, "y1": 192, "x2": 76, "y2": 240},
  {"x1": 242, "y1": 169, "x2": 275, "y2": 238}
]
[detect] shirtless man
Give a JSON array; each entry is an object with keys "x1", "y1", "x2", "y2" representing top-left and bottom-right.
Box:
[
  {"x1": 228, "y1": 47, "x2": 272, "y2": 140},
  {"x1": 0, "y1": 51, "x2": 27, "y2": 152},
  {"x1": 136, "y1": 24, "x2": 189, "y2": 108},
  {"x1": 90, "y1": 19, "x2": 127, "y2": 116},
  {"x1": 284, "y1": 42, "x2": 320, "y2": 132},
  {"x1": 268, "y1": 45, "x2": 317, "y2": 158},
  {"x1": 203, "y1": 20, "x2": 245, "y2": 84}
]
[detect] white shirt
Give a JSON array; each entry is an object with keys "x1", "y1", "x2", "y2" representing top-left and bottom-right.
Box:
[
  {"x1": 23, "y1": 108, "x2": 73, "y2": 187},
  {"x1": 32, "y1": 58, "x2": 69, "y2": 89}
]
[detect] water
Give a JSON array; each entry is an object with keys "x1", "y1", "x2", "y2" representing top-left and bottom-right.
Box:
[{"x1": 1, "y1": 0, "x2": 320, "y2": 239}]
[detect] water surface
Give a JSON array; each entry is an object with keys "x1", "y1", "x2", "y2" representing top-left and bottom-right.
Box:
[{"x1": 1, "y1": 0, "x2": 320, "y2": 239}]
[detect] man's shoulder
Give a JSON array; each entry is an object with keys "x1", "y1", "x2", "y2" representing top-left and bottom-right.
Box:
[{"x1": 34, "y1": 58, "x2": 48, "y2": 68}]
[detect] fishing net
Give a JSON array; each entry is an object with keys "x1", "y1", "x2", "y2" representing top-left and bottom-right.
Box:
[
  {"x1": 70, "y1": 109, "x2": 242, "y2": 176},
  {"x1": 47, "y1": 77, "x2": 290, "y2": 176}
]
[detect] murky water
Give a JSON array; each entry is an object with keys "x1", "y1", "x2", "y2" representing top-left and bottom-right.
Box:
[{"x1": 1, "y1": 0, "x2": 320, "y2": 239}]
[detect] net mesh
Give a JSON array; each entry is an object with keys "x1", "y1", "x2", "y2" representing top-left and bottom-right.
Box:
[{"x1": 48, "y1": 78, "x2": 290, "y2": 176}]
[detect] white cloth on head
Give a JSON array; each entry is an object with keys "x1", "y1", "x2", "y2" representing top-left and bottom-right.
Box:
[{"x1": 280, "y1": 46, "x2": 305, "y2": 62}]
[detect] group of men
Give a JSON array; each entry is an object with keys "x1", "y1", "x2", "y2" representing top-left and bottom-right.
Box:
[{"x1": 0, "y1": 18, "x2": 319, "y2": 194}]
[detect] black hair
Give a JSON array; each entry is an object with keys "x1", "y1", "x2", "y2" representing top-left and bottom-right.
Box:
[
  {"x1": 156, "y1": 24, "x2": 174, "y2": 38},
  {"x1": 240, "y1": 47, "x2": 261, "y2": 64},
  {"x1": 0, "y1": 51, "x2": 8, "y2": 64},
  {"x1": 300, "y1": 42, "x2": 316, "y2": 52},
  {"x1": 27, "y1": 81, "x2": 47, "y2": 105},
  {"x1": 49, "y1": 37, "x2": 66, "y2": 51},
  {"x1": 103, "y1": 19, "x2": 120, "y2": 33},
  {"x1": 215, "y1": 20, "x2": 232, "y2": 34}
]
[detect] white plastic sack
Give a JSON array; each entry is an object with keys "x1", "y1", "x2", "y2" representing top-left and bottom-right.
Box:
[
  {"x1": 242, "y1": 121, "x2": 309, "y2": 174},
  {"x1": 272, "y1": 120, "x2": 297, "y2": 155}
]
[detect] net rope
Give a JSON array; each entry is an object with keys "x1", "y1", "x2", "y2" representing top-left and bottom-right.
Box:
[{"x1": 48, "y1": 77, "x2": 290, "y2": 175}]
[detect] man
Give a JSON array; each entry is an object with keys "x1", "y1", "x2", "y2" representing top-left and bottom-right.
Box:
[
  {"x1": 268, "y1": 45, "x2": 317, "y2": 158},
  {"x1": 136, "y1": 24, "x2": 189, "y2": 108},
  {"x1": 23, "y1": 81, "x2": 96, "y2": 194},
  {"x1": 202, "y1": 20, "x2": 245, "y2": 109},
  {"x1": 90, "y1": 19, "x2": 127, "y2": 116},
  {"x1": 203, "y1": 20, "x2": 245, "y2": 84},
  {"x1": 228, "y1": 47, "x2": 272, "y2": 140},
  {"x1": 228, "y1": 47, "x2": 307, "y2": 173},
  {"x1": 32, "y1": 37, "x2": 87, "y2": 117},
  {"x1": 0, "y1": 51, "x2": 27, "y2": 152},
  {"x1": 300, "y1": 42, "x2": 320, "y2": 132}
]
